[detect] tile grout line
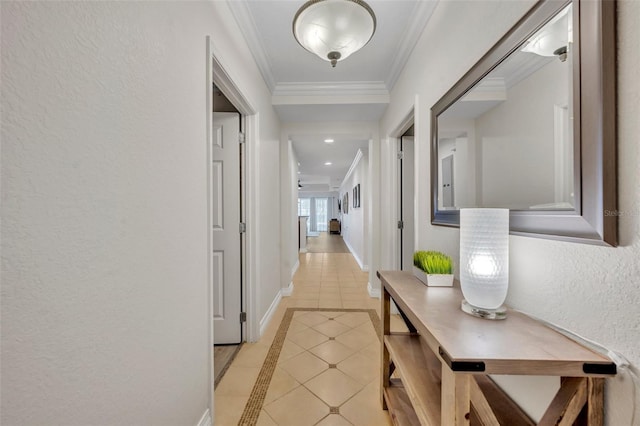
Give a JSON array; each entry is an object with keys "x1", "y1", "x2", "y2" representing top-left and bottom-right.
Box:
[{"x1": 237, "y1": 307, "x2": 381, "y2": 426}]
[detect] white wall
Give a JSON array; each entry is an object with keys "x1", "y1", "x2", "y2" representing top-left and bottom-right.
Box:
[
  {"x1": 340, "y1": 151, "x2": 369, "y2": 270},
  {"x1": 280, "y1": 138, "x2": 300, "y2": 293},
  {"x1": 279, "y1": 139, "x2": 298, "y2": 296},
  {"x1": 209, "y1": 2, "x2": 282, "y2": 338},
  {"x1": 475, "y1": 58, "x2": 569, "y2": 208},
  {"x1": 1, "y1": 2, "x2": 216, "y2": 424},
  {"x1": 1, "y1": 1, "x2": 282, "y2": 424},
  {"x1": 380, "y1": 0, "x2": 640, "y2": 423}
]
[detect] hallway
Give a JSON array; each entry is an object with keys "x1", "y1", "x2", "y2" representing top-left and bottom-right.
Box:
[
  {"x1": 305, "y1": 232, "x2": 350, "y2": 254},
  {"x1": 214, "y1": 252, "x2": 398, "y2": 425}
]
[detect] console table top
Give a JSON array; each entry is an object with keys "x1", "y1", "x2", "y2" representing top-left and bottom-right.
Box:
[{"x1": 378, "y1": 270, "x2": 616, "y2": 376}]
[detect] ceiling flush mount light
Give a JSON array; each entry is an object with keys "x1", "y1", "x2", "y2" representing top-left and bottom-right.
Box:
[
  {"x1": 324, "y1": 162, "x2": 332, "y2": 166},
  {"x1": 324, "y1": 139, "x2": 334, "y2": 143},
  {"x1": 293, "y1": 0, "x2": 376, "y2": 68},
  {"x1": 521, "y1": 4, "x2": 572, "y2": 61}
]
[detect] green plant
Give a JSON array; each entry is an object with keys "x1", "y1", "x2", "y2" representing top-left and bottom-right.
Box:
[{"x1": 413, "y1": 250, "x2": 453, "y2": 274}]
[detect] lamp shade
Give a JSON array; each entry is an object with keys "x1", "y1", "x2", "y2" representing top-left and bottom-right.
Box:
[
  {"x1": 460, "y1": 209, "x2": 509, "y2": 313},
  {"x1": 293, "y1": 0, "x2": 376, "y2": 67}
]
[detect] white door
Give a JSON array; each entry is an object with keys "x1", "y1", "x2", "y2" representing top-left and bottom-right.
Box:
[
  {"x1": 212, "y1": 112, "x2": 242, "y2": 344},
  {"x1": 400, "y1": 136, "x2": 415, "y2": 271}
]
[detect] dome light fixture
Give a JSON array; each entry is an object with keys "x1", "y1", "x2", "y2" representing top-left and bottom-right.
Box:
[
  {"x1": 293, "y1": 0, "x2": 376, "y2": 68},
  {"x1": 521, "y1": 3, "x2": 572, "y2": 60}
]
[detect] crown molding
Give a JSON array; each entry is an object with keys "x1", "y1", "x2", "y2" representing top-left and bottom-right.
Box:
[
  {"x1": 342, "y1": 148, "x2": 365, "y2": 188},
  {"x1": 385, "y1": 0, "x2": 438, "y2": 90},
  {"x1": 227, "y1": 1, "x2": 276, "y2": 91},
  {"x1": 504, "y1": 53, "x2": 552, "y2": 89},
  {"x1": 273, "y1": 81, "x2": 389, "y2": 105},
  {"x1": 461, "y1": 77, "x2": 506, "y2": 102},
  {"x1": 273, "y1": 81, "x2": 388, "y2": 97}
]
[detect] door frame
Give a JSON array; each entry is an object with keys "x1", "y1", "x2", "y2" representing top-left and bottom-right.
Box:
[
  {"x1": 399, "y1": 132, "x2": 416, "y2": 271},
  {"x1": 387, "y1": 97, "x2": 418, "y2": 270},
  {"x1": 206, "y1": 36, "x2": 259, "y2": 412}
]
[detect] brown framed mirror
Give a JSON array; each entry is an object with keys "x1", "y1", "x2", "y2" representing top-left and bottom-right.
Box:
[{"x1": 430, "y1": 0, "x2": 616, "y2": 246}]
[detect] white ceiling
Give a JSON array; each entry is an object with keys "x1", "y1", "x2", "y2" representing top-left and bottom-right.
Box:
[
  {"x1": 228, "y1": 0, "x2": 437, "y2": 190},
  {"x1": 292, "y1": 135, "x2": 370, "y2": 191}
]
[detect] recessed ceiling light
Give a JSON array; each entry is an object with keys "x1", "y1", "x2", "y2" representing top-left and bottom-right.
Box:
[
  {"x1": 324, "y1": 139, "x2": 334, "y2": 143},
  {"x1": 325, "y1": 162, "x2": 332, "y2": 166}
]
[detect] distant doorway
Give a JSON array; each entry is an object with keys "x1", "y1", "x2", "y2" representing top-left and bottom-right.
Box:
[
  {"x1": 441, "y1": 154, "x2": 455, "y2": 208},
  {"x1": 298, "y1": 197, "x2": 332, "y2": 235}
]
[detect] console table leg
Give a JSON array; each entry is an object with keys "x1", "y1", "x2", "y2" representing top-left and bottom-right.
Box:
[
  {"x1": 381, "y1": 289, "x2": 391, "y2": 409},
  {"x1": 442, "y1": 366, "x2": 470, "y2": 426},
  {"x1": 587, "y1": 378, "x2": 604, "y2": 426}
]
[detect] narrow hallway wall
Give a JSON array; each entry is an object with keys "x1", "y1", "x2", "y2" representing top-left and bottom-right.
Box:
[
  {"x1": 2, "y1": 2, "x2": 218, "y2": 424},
  {"x1": 1, "y1": 1, "x2": 283, "y2": 424},
  {"x1": 340, "y1": 150, "x2": 369, "y2": 270}
]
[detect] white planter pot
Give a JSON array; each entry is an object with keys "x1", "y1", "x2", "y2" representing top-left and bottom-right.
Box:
[
  {"x1": 413, "y1": 267, "x2": 453, "y2": 287},
  {"x1": 427, "y1": 274, "x2": 454, "y2": 287}
]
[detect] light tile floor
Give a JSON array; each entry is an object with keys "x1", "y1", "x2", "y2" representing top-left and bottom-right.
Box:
[{"x1": 214, "y1": 252, "x2": 407, "y2": 426}]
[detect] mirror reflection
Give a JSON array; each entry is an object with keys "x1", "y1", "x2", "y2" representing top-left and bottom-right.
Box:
[{"x1": 437, "y1": 4, "x2": 574, "y2": 211}]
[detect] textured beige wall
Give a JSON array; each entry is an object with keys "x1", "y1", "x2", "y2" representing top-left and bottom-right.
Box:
[
  {"x1": 2, "y1": 1, "x2": 285, "y2": 423},
  {"x1": 2, "y1": 2, "x2": 214, "y2": 424}
]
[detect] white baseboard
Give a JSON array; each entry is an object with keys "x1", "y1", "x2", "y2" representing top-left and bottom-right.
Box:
[
  {"x1": 367, "y1": 282, "x2": 381, "y2": 298},
  {"x1": 281, "y1": 281, "x2": 294, "y2": 296},
  {"x1": 291, "y1": 259, "x2": 300, "y2": 278},
  {"x1": 197, "y1": 409, "x2": 212, "y2": 426},
  {"x1": 299, "y1": 248, "x2": 307, "y2": 253},
  {"x1": 343, "y1": 239, "x2": 366, "y2": 271},
  {"x1": 260, "y1": 290, "x2": 283, "y2": 337},
  {"x1": 363, "y1": 265, "x2": 369, "y2": 272}
]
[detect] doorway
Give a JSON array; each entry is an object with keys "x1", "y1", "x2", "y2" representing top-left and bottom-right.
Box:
[
  {"x1": 298, "y1": 197, "x2": 331, "y2": 235},
  {"x1": 208, "y1": 38, "x2": 259, "y2": 404},
  {"x1": 398, "y1": 125, "x2": 415, "y2": 271},
  {"x1": 212, "y1": 87, "x2": 243, "y2": 345},
  {"x1": 212, "y1": 90, "x2": 243, "y2": 386}
]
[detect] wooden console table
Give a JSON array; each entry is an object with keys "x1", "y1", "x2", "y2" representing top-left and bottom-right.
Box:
[{"x1": 378, "y1": 270, "x2": 616, "y2": 426}]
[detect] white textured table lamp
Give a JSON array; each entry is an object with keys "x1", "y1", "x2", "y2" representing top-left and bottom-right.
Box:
[{"x1": 460, "y1": 208, "x2": 509, "y2": 320}]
